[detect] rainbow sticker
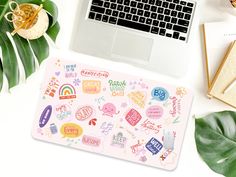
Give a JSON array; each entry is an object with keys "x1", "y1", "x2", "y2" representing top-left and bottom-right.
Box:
[{"x1": 59, "y1": 84, "x2": 76, "y2": 100}]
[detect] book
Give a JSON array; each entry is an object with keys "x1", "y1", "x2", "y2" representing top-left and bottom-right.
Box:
[
  {"x1": 208, "y1": 41, "x2": 236, "y2": 108},
  {"x1": 203, "y1": 21, "x2": 236, "y2": 88}
]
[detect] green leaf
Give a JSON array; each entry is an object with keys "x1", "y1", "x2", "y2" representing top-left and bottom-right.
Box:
[
  {"x1": 0, "y1": 34, "x2": 19, "y2": 89},
  {"x1": 29, "y1": 36, "x2": 49, "y2": 64},
  {"x1": 0, "y1": 59, "x2": 3, "y2": 91},
  {"x1": 12, "y1": 34, "x2": 35, "y2": 78},
  {"x1": 195, "y1": 111, "x2": 236, "y2": 177},
  {"x1": 46, "y1": 21, "x2": 60, "y2": 42},
  {"x1": 42, "y1": 0, "x2": 58, "y2": 26},
  {"x1": 0, "y1": 0, "x2": 60, "y2": 91}
]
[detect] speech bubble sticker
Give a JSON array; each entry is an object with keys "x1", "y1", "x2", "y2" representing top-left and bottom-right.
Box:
[
  {"x1": 75, "y1": 106, "x2": 94, "y2": 121},
  {"x1": 145, "y1": 137, "x2": 163, "y2": 155},
  {"x1": 60, "y1": 123, "x2": 83, "y2": 138},
  {"x1": 151, "y1": 87, "x2": 169, "y2": 101},
  {"x1": 146, "y1": 105, "x2": 163, "y2": 119}
]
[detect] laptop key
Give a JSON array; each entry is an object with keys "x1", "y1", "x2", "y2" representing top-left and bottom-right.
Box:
[
  {"x1": 153, "y1": 20, "x2": 159, "y2": 26},
  {"x1": 180, "y1": 1, "x2": 186, "y2": 5},
  {"x1": 92, "y1": 0, "x2": 103, "y2": 6},
  {"x1": 117, "y1": 5, "x2": 123, "y2": 11},
  {"x1": 169, "y1": 3, "x2": 175, "y2": 9},
  {"x1": 124, "y1": 0, "x2": 130, "y2": 5},
  {"x1": 159, "y1": 28, "x2": 166, "y2": 35},
  {"x1": 117, "y1": 0, "x2": 123, "y2": 4},
  {"x1": 179, "y1": 36, "x2": 186, "y2": 40},
  {"x1": 156, "y1": 0, "x2": 162, "y2": 6},
  {"x1": 95, "y1": 13, "x2": 102, "y2": 21},
  {"x1": 109, "y1": 17, "x2": 117, "y2": 24},
  {"x1": 105, "y1": 9, "x2": 112, "y2": 15},
  {"x1": 173, "y1": 31, "x2": 180, "y2": 39},
  {"x1": 151, "y1": 27, "x2": 159, "y2": 34},
  {"x1": 183, "y1": 6, "x2": 193, "y2": 13},
  {"x1": 184, "y1": 14, "x2": 191, "y2": 20},
  {"x1": 173, "y1": 25, "x2": 187, "y2": 33},
  {"x1": 166, "y1": 33, "x2": 172, "y2": 37},
  {"x1": 137, "y1": 9, "x2": 144, "y2": 16},
  {"x1": 166, "y1": 23, "x2": 172, "y2": 29},
  {"x1": 187, "y1": 2, "x2": 194, "y2": 7},
  {"x1": 178, "y1": 19, "x2": 189, "y2": 26},
  {"x1": 146, "y1": 18, "x2": 152, "y2": 24},
  {"x1": 111, "y1": 3, "x2": 117, "y2": 9},
  {"x1": 157, "y1": 7, "x2": 164, "y2": 13},
  {"x1": 171, "y1": 17, "x2": 177, "y2": 23},
  {"x1": 133, "y1": 15, "x2": 139, "y2": 21},
  {"x1": 112, "y1": 11, "x2": 119, "y2": 17},
  {"x1": 164, "y1": 16, "x2": 171, "y2": 22},
  {"x1": 124, "y1": 6, "x2": 130, "y2": 12},
  {"x1": 139, "y1": 17, "x2": 145, "y2": 23},
  {"x1": 151, "y1": 13, "x2": 157, "y2": 19},
  {"x1": 91, "y1": 6, "x2": 105, "y2": 14},
  {"x1": 158, "y1": 14, "x2": 164, "y2": 20},
  {"x1": 126, "y1": 14, "x2": 132, "y2": 20},
  {"x1": 171, "y1": 10, "x2": 177, "y2": 16},
  {"x1": 178, "y1": 12, "x2": 184, "y2": 18},
  {"x1": 159, "y1": 21, "x2": 166, "y2": 28},
  {"x1": 149, "y1": 0, "x2": 155, "y2": 5},
  {"x1": 117, "y1": 19, "x2": 151, "y2": 32},
  {"x1": 162, "y1": 2, "x2": 169, "y2": 8},
  {"x1": 119, "y1": 12, "x2": 125, "y2": 18},
  {"x1": 137, "y1": 3, "x2": 144, "y2": 9},
  {"x1": 102, "y1": 15, "x2": 109, "y2": 22},
  {"x1": 104, "y1": 2, "x2": 110, "y2": 8},
  {"x1": 88, "y1": 12, "x2": 96, "y2": 19}
]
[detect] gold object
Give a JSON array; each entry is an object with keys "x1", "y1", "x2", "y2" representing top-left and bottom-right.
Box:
[
  {"x1": 4, "y1": 1, "x2": 49, "y2": 40},
  {"x1": 230, "y1": 0, "x2": 236, "y2": 7}
]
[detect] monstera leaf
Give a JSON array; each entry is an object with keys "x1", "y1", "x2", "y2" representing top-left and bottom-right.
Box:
[
  {"x1": 0, "y1": 0, "x2": 60, "y2": 91},
  {"x1": 195, "y1": 111, "x2": 236, "y2": 177}
]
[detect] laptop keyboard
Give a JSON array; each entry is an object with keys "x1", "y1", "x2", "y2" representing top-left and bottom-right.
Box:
[{"x1": 88, "y1": 0, "x2": 196, "y2": 42}]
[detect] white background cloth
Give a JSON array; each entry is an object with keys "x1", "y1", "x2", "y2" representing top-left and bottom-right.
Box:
[{"x1": 1, "y1": 0, "x2": 236, "y2": 176}]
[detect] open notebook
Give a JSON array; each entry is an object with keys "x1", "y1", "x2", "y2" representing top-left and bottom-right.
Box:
[{"x1": 32, "y1": 53, "x2": 193, "y2": 170}]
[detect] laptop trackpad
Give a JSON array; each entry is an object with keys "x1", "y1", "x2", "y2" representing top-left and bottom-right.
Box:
[{"x1": 111, "y1": 30, "x2": 153, "y2": 62}]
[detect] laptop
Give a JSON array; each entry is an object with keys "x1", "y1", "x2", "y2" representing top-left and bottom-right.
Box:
[
  {"x1": 70, "y1": 0, "x2": 198, "y2": 77},
  {"x1": 32, "y1": 52, "x2": 193, "y2": 170}
]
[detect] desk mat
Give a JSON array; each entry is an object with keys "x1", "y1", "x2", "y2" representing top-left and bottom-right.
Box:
[{"x1": 32, "y1": 56, "x2": 193, "y2": 170}]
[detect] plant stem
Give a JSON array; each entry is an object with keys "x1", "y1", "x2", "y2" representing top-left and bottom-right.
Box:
[{"x1": 0, "y1": 0, "x2": 10, "y2": 22}]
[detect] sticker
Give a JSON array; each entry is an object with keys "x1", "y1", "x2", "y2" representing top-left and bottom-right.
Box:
[
  {"x1": 81, "y1": 69, "x2": 109, "y2": 78},
  {"x1": 55, "y1": 104, "x2": 72, "y2": 121},
  {"x1": 99, "y1": 103, "x2": 120, "y2": 117},
  {"x1": 82, "y1": 135, "x2": 101, "y2": 147},
  {"x1": 59, "y1": 84, "x2": 76, "y2": 100},
  {"x1": 163, "y1": 130, "x2": 176, "y2": 150},
  {"x1": 60, "y1": 123, "x2": 83, "y2": 138},
  {"x1": 160, "y1": 149, "x2": 172, "y2": 161},
  {"x1": 169, "y1": 96, "x2": 181, "y2": 117},
  {"x1": 75, "y1": 106, "x2": 94, "y2": 121},
  {"x1": 145, "y1": 137, "x2": 163, "y2": 155},
  {"x1": 130, "y1": 140, "x2": 145, "y2": 154},
  {"x1": 44, "y1": 77, "x2": 59, "y2": 98},
  {"x1": 39, "y1": 105, "x2": 52, "y2": 128},
  {"x1": 125, "y1": 108, "x2": 142, "y2": 126},
  {"x1": 73, "y1": 78, "x2": 81, "y2": 86},
  {"x1": 111, "y1": 132, "x2": 127, "y2": 148},
  {"x1": 82, "y1": 80, "x2": 101, "y2": 94},
  {"x1": 108, "y1": 80, "x2": 126, "y2": 96},
  {"x1": 146, "y1": 105, "x2": 163, "y2": 119},
  {"x1": 128, "y1": 91, "x2": 146, "y2": 108},
  {"x1": 64, "y1": 64, "x2": 77, "y2": 78},
  {"x1": 140, "y1": 119, "x2": 162, "y2": 134},
  {"x1": 49, "y1": 123, "x2": 58, "y2": 134},
  {"x1": 151, "y1": 87, "x2": 169, "y2": 101},
  {"x1": 100, "y1": 122, "x2": 114, "y2": 135},
  {"x1": 89, "y1": 118, "x2": 97, "y2": 126},
  {"x1": 176, "y1": 87, "x2": 187, "y2": 98}
]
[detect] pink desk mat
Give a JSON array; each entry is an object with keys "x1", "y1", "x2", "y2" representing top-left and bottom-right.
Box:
[{"x1": 32, "y1": 56, "x2": 193, "y2": 170}]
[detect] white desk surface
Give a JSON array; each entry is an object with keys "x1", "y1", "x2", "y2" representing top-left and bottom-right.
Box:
[{"x1": 1, "y1": 0, "x2": 236, "y2": 176}]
